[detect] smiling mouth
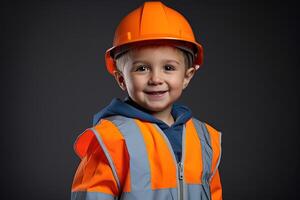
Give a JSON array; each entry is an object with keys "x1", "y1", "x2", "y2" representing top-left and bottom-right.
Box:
[{"x1": 144, "y1": 91, "x2": 167, "y2": 95}]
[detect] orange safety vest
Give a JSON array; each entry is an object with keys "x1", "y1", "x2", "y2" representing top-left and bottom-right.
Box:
[{"x1": 71, "y1": 116, "x2": 222, "y2": 200}]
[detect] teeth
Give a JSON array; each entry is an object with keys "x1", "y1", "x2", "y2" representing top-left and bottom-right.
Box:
[{"x1": 147, "y1": 91, "x2": 165, "y2": 94}]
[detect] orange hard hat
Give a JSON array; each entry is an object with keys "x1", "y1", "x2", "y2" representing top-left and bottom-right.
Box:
[{"x1": 105, "y1": 1, "x2": 203, "y2": 75}]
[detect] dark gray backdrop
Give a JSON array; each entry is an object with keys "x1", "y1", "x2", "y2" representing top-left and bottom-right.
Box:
[{"x1": 1, "y1": 0, "x2": 299, "y2": 199}]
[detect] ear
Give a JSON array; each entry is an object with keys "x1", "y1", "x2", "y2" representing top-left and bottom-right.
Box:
[
  {"x1": 113, "y1": 70, "x2": 127, "y2": 91},
  {"x1": 183, "y1": 67, "x2": 196, "y2": 89}
]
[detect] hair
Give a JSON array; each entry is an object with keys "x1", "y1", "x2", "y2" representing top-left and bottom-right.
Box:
[{"x1": 115, "y1": 45, "x2": 193, "y2": 72}]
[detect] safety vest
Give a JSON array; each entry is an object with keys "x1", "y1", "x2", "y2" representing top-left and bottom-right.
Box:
[{"x1": 71, "y1": 116, "x2": 222, "y2": 200}]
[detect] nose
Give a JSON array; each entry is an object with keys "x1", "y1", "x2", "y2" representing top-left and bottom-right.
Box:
[{"x1": 148, "y1": 70, "x2": 163, "y2": 85}]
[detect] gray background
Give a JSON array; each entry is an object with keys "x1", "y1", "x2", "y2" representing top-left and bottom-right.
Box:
[{"x1": 1, "y1": 0, "x2": 299, "y2": 199}]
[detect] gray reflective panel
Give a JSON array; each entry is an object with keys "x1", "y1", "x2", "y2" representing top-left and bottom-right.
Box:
[
  {"x1": 120, "y1": 188, "x2": 178, "y2": 200},
  {"x1": 106, "y1": 116, "x2": 151, "y2": 191},
  {"x1": 192, "y1": 119, "x2": 213, "y2": 184},
  {"x1": 186, "y1": 184, "x2": 211, "y2": 200},
  {"x1": 71, "y1": 191, "x2": 116, "y2": 200}
]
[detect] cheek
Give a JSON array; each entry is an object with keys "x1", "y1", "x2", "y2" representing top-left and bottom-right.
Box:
[
  {"x1": 168, "y1": 76, "x2": 185, "y2": 89},
  {"x1": 125, "y1": 76, "x2": 145, "y2": 92}
]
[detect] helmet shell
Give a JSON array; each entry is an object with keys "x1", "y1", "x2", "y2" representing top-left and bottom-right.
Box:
[{"x1": 105, "y1": 1, "x2": 203, "y2": 75}]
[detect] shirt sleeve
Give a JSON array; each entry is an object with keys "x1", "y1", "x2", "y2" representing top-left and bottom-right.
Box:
[{"x1": 71, "y1": 139, "x2": 119, "y2": 200}]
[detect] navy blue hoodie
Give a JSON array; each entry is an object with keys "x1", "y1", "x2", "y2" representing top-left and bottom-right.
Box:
[{"x1": 93, "y1": 97, "x2": 193, "y2": 162}]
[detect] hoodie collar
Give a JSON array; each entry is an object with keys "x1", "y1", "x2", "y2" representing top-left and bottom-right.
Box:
[{"x1": 93, "y1": 97, "x2": 192, "y2": 129}]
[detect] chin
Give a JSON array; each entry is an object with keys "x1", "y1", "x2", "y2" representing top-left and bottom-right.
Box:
[{"x1": 145, "y1": 103, "x2": 171, "y2": 113}]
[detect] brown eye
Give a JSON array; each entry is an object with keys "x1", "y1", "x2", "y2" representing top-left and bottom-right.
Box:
[
  {"x1": 164, "y1": 64, "x2": 175, "y2": 71},
  {"x1": 135, "y1": 65, "x2": 149, "y2": 72}
]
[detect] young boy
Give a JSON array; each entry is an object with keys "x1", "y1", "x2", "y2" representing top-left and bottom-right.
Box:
[{"x1": 71, "y1": 1, "x2": 222, "y2": 200}]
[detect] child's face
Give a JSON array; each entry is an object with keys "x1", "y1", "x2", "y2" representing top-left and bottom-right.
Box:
[{"x1": 114, "y1": 46, "x2": 195, "y2": 113}]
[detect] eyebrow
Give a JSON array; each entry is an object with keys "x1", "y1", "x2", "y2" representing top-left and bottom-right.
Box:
[
  {"x1": 132, "y1": 59, "x2": 181, "y2": 65},
  {"x1": 132, "y1": 60, "x2": 149, "y2": 65}
]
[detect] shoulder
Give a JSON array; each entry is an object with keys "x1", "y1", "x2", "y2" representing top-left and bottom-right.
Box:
[
  {"x1": 191, "y1": 117, "x2": 221, "y2": 131},
  {"x1": 100, "y1": 115, "x2": 135, "y2": 127},
  {"x1": 74, "y1": 116, "x2": 131, "y2": 159},
  {"x1": 73, "y1": 128, "x2": 99, "y2": 159},
  {"x1": 190, "y1": 117, "x2": 222, "y2": 141}
]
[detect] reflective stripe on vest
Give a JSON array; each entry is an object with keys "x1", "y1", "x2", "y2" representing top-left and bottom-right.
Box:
[
  {"x1": 72, "y1": 116, "x2": 221, "y2": 200},
  {"x1": 192, "y1": 118, "x2": 213, "y2": 184},
  {"x1": 105, "y1": 116, "x2": 151, "y2": 191}
]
